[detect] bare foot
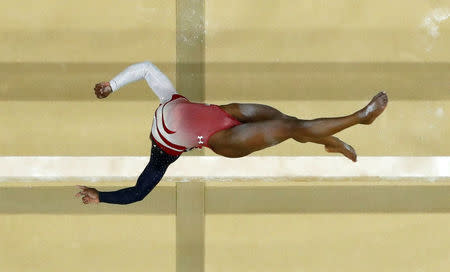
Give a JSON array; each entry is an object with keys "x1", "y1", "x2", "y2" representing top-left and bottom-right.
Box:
[
  {"x1": 325, "y1": 139, "x2": 357, "y2": 162},
  {"x1": 358, "y1": 91, "x2": 388, "y2": 124}
]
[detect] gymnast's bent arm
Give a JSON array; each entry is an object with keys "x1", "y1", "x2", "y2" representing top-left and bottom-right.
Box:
[
  {"x1": 76, "y1": 142, "x2": 179, "y2": 205},
  {"x1": 93, "y1": 61, "x2": 177, "y2": 103}
]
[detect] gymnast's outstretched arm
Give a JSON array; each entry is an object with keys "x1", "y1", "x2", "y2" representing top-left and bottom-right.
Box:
[
  {"x1": 76, "y1": 142, "x2": 179, "y2": 205},
  {"x1": 94, "y1": 61, "x2": 177, "y2": 103}
]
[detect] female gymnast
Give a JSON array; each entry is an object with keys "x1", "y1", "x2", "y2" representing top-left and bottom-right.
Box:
[{"x1": 76, "y1": 61, "x2": 388, "y2": 205}]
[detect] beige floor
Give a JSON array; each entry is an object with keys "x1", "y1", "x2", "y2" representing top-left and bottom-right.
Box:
[{"x1": 0, "y1": 180, "x2": 449, "y2": 272}]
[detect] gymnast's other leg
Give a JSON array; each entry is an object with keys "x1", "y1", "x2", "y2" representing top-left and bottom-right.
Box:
[
  {"x1": 296, "y1": 135, "x2": 357, "y2": 162},
  {"x1": 209, "y1": 92, "x2": 387, "y2": 159}
]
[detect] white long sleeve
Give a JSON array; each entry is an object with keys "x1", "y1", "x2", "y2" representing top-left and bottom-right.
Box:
[{"x1": 109, "y1": 61, "x2": 177, "y2": 103}]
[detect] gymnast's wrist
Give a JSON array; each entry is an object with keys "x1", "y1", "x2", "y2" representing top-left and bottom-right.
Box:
[
  {"x1": 109, "y1": 80, "x2": 118, "y2": 92},
  {"x1": 97, "y1": 191, "x2": 104, "y2": 202}
]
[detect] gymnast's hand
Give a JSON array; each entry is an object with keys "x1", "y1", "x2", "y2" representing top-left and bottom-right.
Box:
[
  {"x1": 94, "y1": 81, "x2": 112, "y2": 99},
  {"x1": 75, "y1": 185, "x2": 100, "y2": 204}
]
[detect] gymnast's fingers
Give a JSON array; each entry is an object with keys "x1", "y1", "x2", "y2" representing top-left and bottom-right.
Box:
[
  {"x1": 94, "y1": 83, "x2": 102, "y2": 91},
  {"x1": 75, "y1": 186, "x2": 86, "y2": 198},
  {"x1": 95, "y1": 88, "x2": 107, "y2": 99},
  {"x1": 82, "y1": 196, "x2": 90, "y2": 204},
  {"x1": 76, "y1": 186, "x2": 87, "y2": 195},
  {"x1": 94, "y1": 88, "x2": 102, "y2": 98}
]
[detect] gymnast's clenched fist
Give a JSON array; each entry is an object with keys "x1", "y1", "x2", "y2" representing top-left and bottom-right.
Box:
[{"x1": 94, "y1": 81, "x2": 112, "y2": 99}]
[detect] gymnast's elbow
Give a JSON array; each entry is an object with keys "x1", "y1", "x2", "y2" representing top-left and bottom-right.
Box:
[
  {"x1": 132, "y1": 189, "x2": 155, "y2": 203},
  {"x1": 132, "y1": 193, "x2": 148, "y2": 203},
  {"x1": 141, "y1": 60, "x2": 156, "y2": 69}
]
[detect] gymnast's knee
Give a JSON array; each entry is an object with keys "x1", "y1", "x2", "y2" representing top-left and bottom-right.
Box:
[{"x1": 294, "y1": 136, "x2": 309, "y2": 143}]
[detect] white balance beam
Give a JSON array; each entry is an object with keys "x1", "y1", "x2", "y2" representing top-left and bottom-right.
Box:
[{"x1": 0, "y1": 156, "x2": 448, "y2": 181}]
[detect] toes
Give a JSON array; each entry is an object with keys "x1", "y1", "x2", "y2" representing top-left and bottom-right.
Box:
[
  {"x1": 375, "y1": 92, "x2": 388, "y2": 106},
  {"x1": 381, "y1": 95, "x2": 388, "y2": 106},
  {"x1": 376, "y1": 91, "x2": 387, "y2": 99},
  {"x1": 370, "y1": 92, "x2": 384, "y2": 104},
  {"x1": 350, "y1": 152, "x2": 357, "y2": 162}
]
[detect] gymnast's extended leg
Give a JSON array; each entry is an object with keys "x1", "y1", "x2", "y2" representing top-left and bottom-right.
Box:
[
  {"x1": 218, "y1": 100, "x2": 358, "y2": 161},
  {"x1": 209, "y1": 92, "x2": 387, "y2": 159}
]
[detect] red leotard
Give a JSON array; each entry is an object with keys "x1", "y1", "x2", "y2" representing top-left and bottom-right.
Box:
[{"x1": 151, "y1": 95, "x2": 241, "y2": 155}]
